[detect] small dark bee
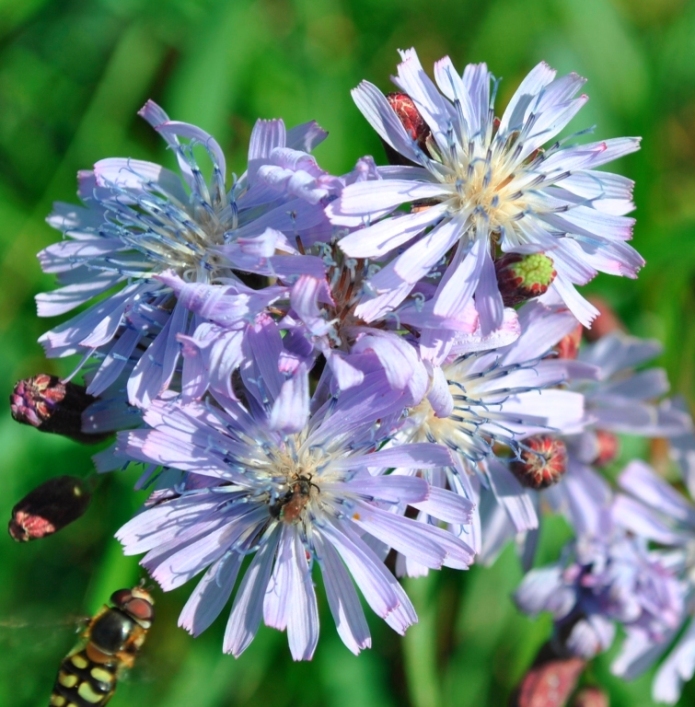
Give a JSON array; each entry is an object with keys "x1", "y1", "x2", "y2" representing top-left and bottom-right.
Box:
[
  {"x1": 269, "y1": 476, "x2": 317, "y2": 524},
  {"x1": 49, "y1": 587, "x2": 154, "y2": 707}
]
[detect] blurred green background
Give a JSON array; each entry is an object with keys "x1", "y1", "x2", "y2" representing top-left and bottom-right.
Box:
[{"x1": 1, "y1": 0, "x2": 694, "y2": 705}]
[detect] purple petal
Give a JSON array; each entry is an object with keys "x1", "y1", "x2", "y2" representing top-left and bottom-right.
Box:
[
  {"x1": 269, "y1": 365, "x2": 310, "y2": 434},
  {"x1": 653, "y1": 620, "x2": 695, "y2": 704},
  {"x1": 179, "y1": 552, "x2": 243, "y2": 636},
  {"x1": 321, "y1": 520, "x2": 417, "y2": 634},
  {"x1": 338, "y1": 203, "x2": 447, "y2": 259},
  {"x1": 350, "y1": 502, "x2": 473, "y2": 569},
  {"x1": 223, "y1": 528, "x2": 280, "y2": 656},
  {"x1": 314, "y1": 531, "x2": 371, "y2": 655}
]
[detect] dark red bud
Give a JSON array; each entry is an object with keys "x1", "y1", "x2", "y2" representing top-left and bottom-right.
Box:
[
  {"x1": 10, "y1": 374, "x2": 109, "y2": 444},
  {"x1": 381, "y1": 92, "x2": 432, "y2": 166},
  {"x1": 592, "y1": 430, "x2": 619, "y2": 467},
  {"x1": 386, "y1": 92, "x2": 431, "y2": 148},
  {"x1": 495, "y1": 253, "x2": 557, "y2": 307},
  {"x1": 556, "y1": 324, "x2": 583, "y2": 360},
  {"x1": 571, "y1": 687, "x2": 609, "y2": 707},
  {"x1": 511, "y1": 436, "x2": 568, "y2": 489},
  {"x1": 9, "y1": 475, "x2": 92, "y2": 542},
  {"x1": 512, "y1": 652, "x2": 586, "y2": 707}
]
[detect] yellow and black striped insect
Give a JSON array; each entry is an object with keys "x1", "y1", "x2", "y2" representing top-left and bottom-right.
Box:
[{"x1": 49, "y1": 586, "x2": 154, "y2": 707}]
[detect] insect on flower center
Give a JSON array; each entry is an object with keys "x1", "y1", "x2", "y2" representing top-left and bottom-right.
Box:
[
  {"x1": 266, "y1": 444, "x2": 328, "y2": 524},
  {"x1": 269, "y1": 475, "x2": 319, "y2": 524}
]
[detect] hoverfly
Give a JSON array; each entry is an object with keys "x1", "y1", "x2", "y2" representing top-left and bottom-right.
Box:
[{"x1": 49, "y1": 586, "x2": 154, "y2": 707}]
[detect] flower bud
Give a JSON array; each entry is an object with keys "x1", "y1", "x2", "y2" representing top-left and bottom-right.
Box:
[
  {"x1": 512, "y1": 647, "x2": 585, "y2": 707},
  {"x1": 495, "y1": 253, "x2": 557, "y2": 307},
  {"x1": 383, "y1": 92, "x2": 432, "y2": 165},
  {"x1": 592, "y1": 430, "x2": 619, "y2": 467},
  {"x1": 9, "y1": 475, "x2": 92, "y2": 542},
  {"x1": 10, "y1": 374, "x2": 108, "y2": 444},
  {"x1": 556, "y1": 323, "x2": 583, "y2": 360},
  {"x1": 511, "y1": 435, "x2": 568, "y2": 489},
  {"x1": 571, "y1": 687, "x2": 609, "y2": 707}
]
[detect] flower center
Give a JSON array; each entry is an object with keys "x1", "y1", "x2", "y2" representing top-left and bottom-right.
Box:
[
  {"x1": 264, "y1": 442, "x2": 327, "y2": 524},
  {"x1": 453, "y1": 159, "x2": 525, "y2": 231},
  {"x1": 102, "y1": 181, "x2": 237, "y2": 285}
]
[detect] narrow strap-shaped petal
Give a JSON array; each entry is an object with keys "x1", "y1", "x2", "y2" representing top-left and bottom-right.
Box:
[
  {"x1": 286, "y1": 120, "x2": 328, "y2": 152},
  {"x1": 336, "y1": 179, "x2": 448, "y2": 217},
  {"x1": 432, "y1": 233, "x2": 486, "y2": 320},
  {"x1": 410, "y1": 485, "x2": 474, "y2": 525},
  {"x1": 179, "y1": 552, "x2": 243, "y2": 636},
  {"x1": 269, "y1": 364, "x2": 310, "y2": 434},
  {"x1": 330, "y1": 443, "x2": 453, "y2": 473},
  {"x1": 320, "y1": 520, "x2": 416, "y2": 634},
  {"x1": 94, "y1": 157, "x2": 189, "y2": 203},
  {"x1": 285, "y1": 529, "x2": 320, "y2": 660},
  {"x1": 486, "y1": 458, "x2": 538, "y2": 533},
  {"x1": 313, "y1": 531, "x2": 371, "y2": 655},
  {"x1": 497, "y1": 61, "x2": 557, "y2": 135},
  {"x1": 263, "y1": 525, "x2": 294, "y2": 630},
  {"x1": 652, "y1": 620, "x2": 695, "y2": 704},
  {"x1": 349, "y1": 501, "x2": 473, "y2": 569},
  {"x1": 351, "y1": 80, "x2": 423, "y2": 164},
  {"x1": 338, "y1": 202, "x2": 447, "y2": 259},
  {"x1": 394, "y1": 48, "x2": 458, "y2": 152},
  {"x1": 224, "y1": 527, "x2": 280, "y2": 656}
]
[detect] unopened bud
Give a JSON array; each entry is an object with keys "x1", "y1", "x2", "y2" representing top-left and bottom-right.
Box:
[
  {"x1": 511, "y1": 435, "x2": 568, "y2": 489},
  {"x1": 10, "y1": 374, "x2": 108, "y2": 444},
  {"x1": 512, "y1": 650, "x2": 586, "y2": 707},
  {"x1": 592, "y1": 430, "x2": 619, "y2": 467},
  {"x1": 556, "y1": 324, "x2": 583, "y2": 360},
  {"x1": 383, "y1": 92, "x2": 432, "y2": 165},
  {"x1": 584, "y1": 296, "x2": 623, "y2": 342},
  {"x1": 571, "y1": 687, "x2": 609, "y2": 707},
  {"x1": 9, "y1": 475, "x2": 92, "y2": 542},
  {"x1": 495, "y1": 253, "x2": 556, "y2": 307}
]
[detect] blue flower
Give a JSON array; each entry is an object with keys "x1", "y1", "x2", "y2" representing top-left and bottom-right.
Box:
[
  {"x1": 515, "y1": 515, "x2": 683, "y2": 661},
  {"x1": 114, "y1": 324, "x2": 473, "y2": 659},
  {"x1": 612, "y1": 460, "x2": 695, "y2": 704},
  {"x1": 328, "y1": 49, "x2": 643, "y2": 332},
  {"x1": 38, "y1": 101, "x2": 330, "y2": 407},
  {"x1": 392, "y1": 300, "x2": 593, "y2": 564}
]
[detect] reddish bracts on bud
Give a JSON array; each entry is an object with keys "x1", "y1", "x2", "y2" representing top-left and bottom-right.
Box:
[
  {"x1": 511, "y1": 641, "x2": 586, "y2": 707},
  {"x1": 495, "y1": 253, "x2": 557, "y2": 307},
  {"x1": 10, "y1": 374, "x2": 108, "y2": 444},
  {"x1": 584, "y1": 296, "x2": 623, "y2": 342},
  {"x1": 556, "y1": 324, "x2": 583, "y2": 360},
  {"x1": 571, "y1": 687, "x2": 609, "y2": 707},
  {"x1": 511, "y1": 435, "x2": 568, "y2": 489},
  {"x1": 382, "y1": 92, "x2": 432, "y2": 165},
  {"x1": 592, "y1": 430, "x2": 619, "y2": 467},
  {"x1": 9, "y1": 475, "x2": 92, "y2": 542}
]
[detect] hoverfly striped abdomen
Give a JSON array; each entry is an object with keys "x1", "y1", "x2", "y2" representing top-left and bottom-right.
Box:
[{"x1": 49, "y1": 587, "x2": 154, "y2": 707}]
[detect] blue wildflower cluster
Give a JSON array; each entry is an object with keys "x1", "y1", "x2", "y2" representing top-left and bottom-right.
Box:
[{"x1": 17, "y1": 48, "x2": 695, "y2": 701}]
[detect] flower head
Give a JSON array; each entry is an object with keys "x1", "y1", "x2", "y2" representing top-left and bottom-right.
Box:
[
  {"x1": 329, "y1": 50, "x2": 643, "y2": 331},
  {"x1": 10, "y1": 374, "x2": 107, "y2": 443},
  {"x1": 115, "y1": 336, "x2": 473, "y2": 659},
  {"x1": 38, "y1": 101, "x2": 330, "y2": 407},
  {"x1": 515, "y1": 523, "x2": 683, "y2": 660},
  {"x1": 611, "y1": 460, "x2": 695, "y2": 703}
]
